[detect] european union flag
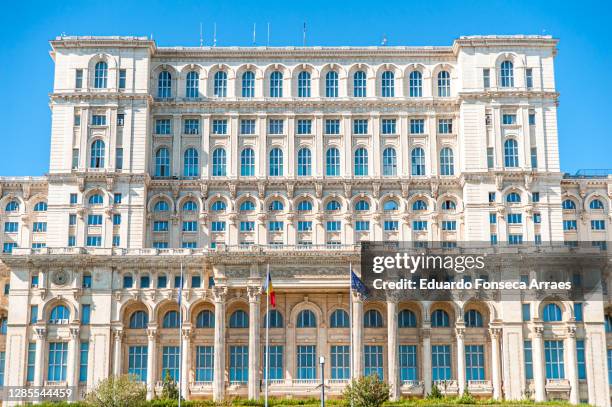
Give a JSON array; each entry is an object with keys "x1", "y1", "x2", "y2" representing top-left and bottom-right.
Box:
[{"x1": 351, "y1": 270, "x2": 369, "y2": 297}]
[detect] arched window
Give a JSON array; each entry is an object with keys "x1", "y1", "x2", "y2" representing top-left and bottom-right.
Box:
[
  {"x1": 297, "y1": 310, "x2": 316, "y2": 328},
  {"x1": 542, "y1": 303, "x2": 562, "y2": 322},
  {"x1": 154, "y1": 201, "x2": 169, "y2": 212},
  {"x1": 269, "y1": 148, "x2": 283, "y2": 176},
  {"x1": 326, "y1": 148, "x2": 340, "y2": 176},
  {"x1": 326, "y1": 200, "x2": 341, "y2": 212},
  {"x1": 590, "y1": 199, "x2": 604, "y2": 210},
  {"x1": 129, "y1": 310, "x2": 148, "y2": 329},
  {"x1": 213, "y1": 71, "x2": 227, "y2": 97},
  {"x1": 562, "y1": 199, "x2": 576, "y2": 210},
  {"x1": 268, "y1": 200, "x2": 284, "y2": 212},
  {"x1": 504, "y1": 139, "x2": 519, "y2": 168},
  {"x1": 183, "y1": 148, "x2": 199, "y2": 177},
  {"x1": 240, "y1": 148, "x2": 255, "y2": 177},
  {"x1": 398, "y1": 310, "x2": 417, "y2": 328},
  {"x1": 94, "y1": 61, "x2": 108, "y2": 88},
  {"x1": 196, "y1": 310, "x2": 214, "y2": 328},
  {"x1": 325, "y1": 71, "x2": 338, "y2": 97},
  {"x1": 383, "y1": 200, "x2": 399, "y2": 211},
  {"x1": 355, "y1": 200, "x2": 370, "y2": 211},
  {"x1": 157, "y1": 71, "x2": 172, "y2": 98},
  {"x1": 264, "y1": 310, "x2": 283, "y2": 328},
  {"x1": 506, "y1": 192, "x2": 521, "y2": 203},
  {"x1": 90, "y1": 139, "x2": 105, "y2": 168},
  {"x1": 229, "y1": 310, "x2": 249, "y2": 328},
  {"x1": 441, "y1": 200, "x2": 456, "y2": 211},
  {"x1": 155, "y1": 148, "x2": 170, "y2": 177},
  {"x1": 186, "y1": 71, "x2": 199, "y2": 98},
  {"x1": 5, "y1": 201, "x2": 19, "y2": 212},
  {"x1": 330, "y1": 309, "x2": 349, "y2": 328},
  {"x1": 34, "y1": 202, "x2": 48, "y2": 212},
  {"x1": 183, "y1": 200, "x2": 197, "y2": 211},
  {"x1": 212, "y1": 148, "x2": 227, "y2": 177},
  {"x1": 382, "y1": 147, "x2": 397, "y2": 176},
  {"x1": 412, "y1": 200, "x2": 427, "y2": 211},
  {"x1": 49, "y1": 305, "x2": 70, "y2": 323},
  {"x1": 237, "y1": 200, "x2": 254, "y2": 212},
  {"x1": 297, "y1": 148, "x2": 312, "y2": 176},
  {"x1": 269, "y1": 71, "x2": 283, "y2": 97},
  {"x1": 210, "y1": 200, "x2": 226, "y2": 212},
  {"x1": 297, "y1": 200, "x2": 313, "y2": 212},
  {"x1": 411, "y1": 147, "x2": 426, "y2": 176},
  {"x1": 500, "y1": 61, "x2": 514, "y2": 88},
  {"x1": 353, "y1": 71, "x2": 367, "y2": 97},
  {"x1": 241, "y1": 71, "x2": 255, "y2": 98},
  {"x1": 440, "y1": 148, "x2": 455, "y2": 176},
  {"x1": 465, "y1": 310, "x2": 483, "y2": 327},
  {"x1": 364, "y1": 309, "x2": 383, "y2": 328},
  {"x1": 431, "y1": 309, "x2": 449, "y2": 327},
  {"x1": 354, "y1": 147, "x2": 369, "y2": 176},
  {"x1": 297, "y1": 71, "x2": 311, "y2": 97},
  {"x1": 437, "y1": 71, "x2": 451, "y2": 97},
  {"x1": 88, "y1": 194, "x2": 104, "y2": 205},
  {"x1": 381, "y1": 71, "x2": 395, "y2": 97},
  {"x1": 409, "y1": 71, "x2": 422, "y2": 97},
  {"x1": 162, "y1": 310, "x2": 179, "y2": 328}
]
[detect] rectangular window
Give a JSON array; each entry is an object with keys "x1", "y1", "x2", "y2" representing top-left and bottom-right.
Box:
[
  {"x1": 489, "y1": 213, "x2": 497, "y2": 224},
  {"x1": 524, "y1": 341, "x2": 533, "y2": 380},
  {"x1": 212, "y1": 119, "x2": 228, "y2": 135},
  {"x1": 156, "y1": 119, "x2": 171, "y2": 135},
  {"x1": 31, "y1": 275, "x2": 39, "y2": 288},
  {"x1": 195, "y1": 346, "x2": 214, "y2": 382},
  {"x1": 184, "y1": 119, "x2": 200, "y2": 135},
  {"x1": 431, "y1": 345, "x2": 451, "y2": 381},
  {"x1": 91, "y1": 115, "x2": 106, "y2": 126},
  {"x1": 157, "y1": 275, "x2": 167, "y2": 288},
  {"x1": 153, "y1": 241, "x2": 168, "y2": 249},
  {"x1": 128, "y1": 346, "x2": 148, "y2": 382},
  {"x1": 268, "y1": 119, "x2": 284, "y2": 134},
  {"x1": 240, "y1": 119, "x2": 256, "y2": 135},
  {"x1": 114, "y1": 193, "x2": 122, "y2": 204},
  {"x1": 483, "y1": 68, "x2": 490, "y2": 89},
  {"x1": 490, "y1": 234, "x2": 498, "y2": 245},
  {"x1": 68, "y1": 236, "x2": 76, "y2": 247},
  {"x1": 112, "y1": 235, "x2": 120, "y2": 247},
  {"x1": 576, "y1": 340, "x2": 586, "y2": 380},
  {"x1": 326, "y1": 221, "x2": 341, "y2": 232},
  {"x1": 79, "y1": 342, "x2": 89, "y2": 382},
  {"x1": 174, "y1": 275, "x2": 183, "y2": 289},
  {"x1": 533, "y1": 213, "x2": 541, "y2": 224},
  {"x1": 297, "y1": 221, "x2": 312, "y2": 232},
  {"x1": 381, "y1": 119, "x2": 397, "y2": 134},
  {"x1": 563, "y1": 220, "x2": 577, "y2": 231},
  {"x1": 31, "y1": 243, "x2": 46, "y2": 249},
  {"x1": 47, "y1": 342, "x2": 68, "y2": 382},
  {"x1": 72, "y1": 149, "x2": 79, "y2": 169},
  {"x1": 86, "y1": 235, "x2": 102, "y2": 247},
  {"x1": 399, "y1": 345, "x2": 418, "y2": 381},
  {"x1": 507, "y1": 213, "x2": 522, "y2": 224},
  {"x1": 355, "y1": 220, "x2": 370, "y2": 231},
  {"x1": 526, "y1": 68, "x2": 533, "y2": 89},
  {"x1": 465, "y1": 345, "x2": 485, "y2": 380},
  {"x1": 139, "y1": 275, "x2": 150, "y2": 289},
  {"x1": 191, "y1": 275, "x2": 201, "y2": 288},
  {"x1": 544, "y1": 340, "x2": 565, "y2": 379},
  {"x1": 410, "y1": 119, "x2": 424, "y2": 134},
  {"x1": 531, "y1": 147, "x2": 538, "y2": 168},
  {"x1": 182, "y1": 221, "x2": 198, "y2": 232},
  {"x1": 508, "y1": 234, "x2": 523, "y2": 245},
  {"x1": 211, "y1": 221, "x2": 226, "y2": 232},
  {"x1": 364, "y1": 345, "x2": 384, "y2": 378},
  {"x1": 240, "y1": 221, "x2": 255, "y2": 232},
  {"x1": 412, "y1": 220, "x2": 427, "y2": 231},
  {"x1": 353, "y1": 119, "x2": 368, "y2": 134},
  {"x1": 522, "y1": 303, "x2": 531, "y2": 321},
  {"x1": 296, "y1": 119, "x2": 312, "y2": 135},
  {"x1": 75, "y1": 69, "x2": 83, "y2": 89},
  {"x1": 441, "y1": 220, "x2": 456, "y2": 231},
  {"x1": 487, "y1": 147, "x2": 494, "y2": 169},
  {"x1": 325, "y1": 119, "x2": 340, "y2": 135},
  {"x1": 229, "y1": 345, "x2": 248, "y2": 383},
  {"x1": 529, "y1": 112, "x2": 536, "y2": 125},
  {"x1": 502, "y1": 114, "x2": 517, "y2": 125},
  {"x1": 591, "y1": 220, "x2": 606, "y2": 230},
  {"x1": 153, "y1": 221, "x2": 169, "y2": 232},
  {"x1": 116, "y1": 148, "x2": 124, "y2": 169},
  {"x1": 297, "y1": 345, "x2": 316, "y2": 379},
  {"x1": 263, "y1": 345, "x2": 284, "y2": 380},
  {"x1": 488, "y1": 192, "x2": 496, "y2": 203},
  {"x1": 113, "y1": 214, "x2": 121, "y2": 226},
  {"x1": 330, "y1": 345, "x2": 349, "y2": 380},
  {"x1": 2, "y1": 242, "x2": 17, "y2": 253},
  {"x1": 438, "y1": 119, "x2": 452, "y2": 134},
  {"x1": 268, "y1": 221, "x2": 284, "y2": 232},
  {"x1": 384, "y1": 220, "x2": 399, "y2": 231},
  {"x1": 117, "y1": 113, "x2": 125, "y2": 126},
  {"x1": 574, "y1": 303, "x2": 583, "y2": 322},
  {"x1": 4, "y1": 222, "x2": 18, "y2": 233},
  {"x1": 70, "y1": 193, "x2": 78, "y2": 204},
  {"x1": 32, "y1": 222, "x2": 47, "y2": 232},
  {"x1": 118, "y1": 69, "x2": 127, "y2": 89},
  {"x1": 83, "y1": 275, "x2": 92, "y2": 288},
  {"x1": 532, "y1": 192, "x2": 540, "y2": 203},
  {"x1": 88, "y1": 215, "x2": 103, "y2": 226},
  {"x1": 26, "y1": 343, "x2": 36, "y2": 382},
  {"x1": 74, "y1": 114, "x2": 81, "y2": 126},
  {"x1": 82, "y1": 304, "x2": 91, "y2": 325},
  {"x1": 162, "y1": 346, "x2": 180, "y2": 381},
  {"x1": 30, "y1": 305, "x2": 38, "y2": 324}
]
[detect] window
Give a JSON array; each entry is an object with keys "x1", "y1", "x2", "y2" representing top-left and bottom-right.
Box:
[
  {"x1": 545, "y1": 340, "x2": 565, "y2": 379},
  {"x1": 230, "y1": 310, "x2": 248, "y2": 328},
  {"x1": 520, "y1": 303, "x2": 531, "y2": 321},
  {"x1": 441, "y1": 220, "x2": 456, "y2": 231},
  {"x1": 156, "y1": 119, "x2": 171, "y2": 135},
  {"x1": 162, "y1": 346, "x2": 180, "y2": 381},
  {"x1": 464, "y1": 310, "x2": 483, "y2": 327},
  {"x1": 411, "y1": 147, "x2": 425, "y2": 176},
  {"x1": 240, "y1": 148, "x2": 255, "y2": 176},
  {"x1": 409, "y1": 71, "x2": 422, "y2": 97},
  {"x1": 212, "y1": 148, "x2": 227, "y2": 177},
  {"x1": 269, "y1": 71, "x2": 283, "y2": 97},
  {"x1": 532, "y1": 192, "x2": 540, "y2": 203},
  {"x1": 431, "y1": 345, "x2": 451, "y2": 380},
  {"x1": 263, "y1": 345, "x2": 284, "y2": 380},
  {"x1": 157, "y1": 71, "x2": 172, "y2": 98},
  {"x1": 488, "y1": 192, "x2": 496, "y2": 203},
  {"x1": 79, "y1": 342, "x2": 89, "y2": 382},
  {"x1": 155, "y1": 148, "x2": 170, "y2": 177},
  {"x1": 297, "y1": 71, "x2": 311, "y2": 97},
  {"x1": 439, "y1": 148, "x2": 454, "y2": 176},
  {"x1": 296, "y1": 119, "x2": 312, "y2": 135},
  {"x1": 500, "y1": 61, "x2": 514, "y2": 87},
  {"x1": 72, "y1": 148, "x2": 79, "y2": 169},
  {"x1": 297, "y1": 148, "x2": 313, "y2": 176},
  {"x1": 465, "y1": 345, "x2": 485, "y2": 380},
  {"x1": 4, "y1": 222, "x2": 18, "y2": 233},
  {"x1": 384, "y1": 220, "x2": 399, "y2": 231},
  {"x1": 590, "y1": 199, "x2": 604, "y2": 210},
  {"x1": 211, "y1": 119, "x2": 228, "y2": 135},
  {"x1": 412, "y1": 200, "x2": 427, "y2": 211},
  {"x1": 325, "y1": 119, "x2": 340, "y2": 134},
  {"x1": 330, "y1": 309, "x2": 349, "y2": 328},
  {"x1": 381, "y1": 119, "x2": 396, "y2": 135},
  {"x1": 5, "y1": 201, "x2": 19, "y2": 212},
  {"x1": 183, "y1": 148, "x2": 199, "y2": 177},
  {"x1": 410, "y1": 119, "x2": 424, "y2": 134},
  {"x1": 437, "y1": 71, "x2": 450, "y2": 97},
  {"x1": 50, "y1": 305, "x2": 70, "y2": 323},
  {"x1": 543, "y1": 303, "x2": 562, "y2": 322},
  {"x1": 382, "y1": 147, "x2": 397, "y2": 176},
  {"x1": 94, "y1": 61, "x2": 108, "y2": 88},
  {"x1": 483, "y1": 68, "x2": 490, "y2": 89},
  {"x1": 325, "y1": 71, "x2": 339, "y2": 97},
  {"x1": 353, "y1": 119, "x2": 368, "y2": 134},
  {"x1": 268, "y1": 221, "x2": 284, "y2": 232},
  {"x1": 529, "y1": 112, "x2": 536, "y2": 125},
  {"x1": 2, "y1": 243, "x2": 16, "y2": 253},
  {"x1": 506, "y1": 192, "x2": 521, "y2": 203},
  {"x1": 508, "y1": 234, "x2": 523, "y2": 245},
  {"x1": 112, "y1": 214, "x2": 121, "y2": 226},
  {"x1": 153, "y1": 221, "x2": 169, "y2": 232},
  {"x1": 297, "y1": 200, "x2": 313, "y2": 212},
  {"x1": 128, "y1": 346, "x2": 148, "y2": 382},
  {"x1": 399, "y1": 345, "x2": 418, "y2": 381},
  {"x1": 398, "y1": 309, "x2": 417, "y2": 328},
  {"x1": 490, "y1": 234, "x2": 498, "y2": 245},
  {"x1": 115, "y1": 147, "x2": 124, "y2": 169},
  {"x1": 67, "y1": 236, "x2": 76, "y2": 247},
  {"x1": 90, "y1": 140, "x2": 105, "y2": 168},
  {"x1": 507, "y1": 213, "x2": 522, "y2": 224},
  {"x1": 431, "y1": 310, "x2": 449, "y2": 327},
  {"x1": 213, "y1": 71, "x2": 227, "y2": 97},
  {"x1": 118, "y1": 69, "x2": 126, "y2": 89},
  {"x1": 503, "y1": 139, "x2": 519, "y2": 167},
  {"x1": 269, "y1": 200, "x2": 284, "y2": 212},
  {"x1": 228, "y1": 346, "x2": 249, "y2": 383},
  {"x1": 331, "y1": 345, "x2": 349, "y2": 379},
  {"x1": 353, "y1": 71, "x2": 367, "y2": 97},
  {"x1": 268, "y1": 119, "x2": 284, "y2": 135},
  {"x1": 211, "y1": 221, "x2": 226, "y2": 232},
  {"x1": 326, "y1": 148, "x2": 340, "y2": 176},
  {"x1": 354, "y1": 147, "x2": 368, "y2": 176},
  {"x1": 364, "y1": 345, "x2": 384, "y2": 378},
  {"x1": 269, "y1": 148, "x2": 283, "y2": 176},
  {"x1": 364, "y1": 310, "x2": 383, "y2": 328},
  {"x1": 186, "y1": 71, "x2": 199, "y2": 98},
  {"x1": 26, "y1": 342, "x2": 36, "y2": 382},
  {"x1": 438, "y1": 119, "x2": 452, "y2": 134},
  {"x1": 48, "y1": 342, "x2": 68, "y2": 382},
  {"x1": 297, "y1": 221, "x2": 312, "y2": 232},
  {"x1": 297, "y1": 310, "x2": 316, "y2": 328},
  {"x1": 241, "y1": 71, "x2": 255, "y2": 98},
  {"x1": 161, "y1": 310, "x2": 179, "y2": 329},
  {"x1": 533, "y1": 213, "x2": 541, "y2": 224},
  {"x1": 574, "y1": 303, "x2": 583, "y2": 322},
  {"x1": 441, "y1": 200, "x2": 456, "y2": 211},
  {"x1": 591, "y1": 220, "x2": 606, "y2": 230},
  {"x1": 355, "y1": 200, "x2": 370, "y2": 212},
  {"x1": 128, "y1": 310, "x2": 148, "y2": 329},
  {"x1": 297, "y1": 345, "x2": 316, "y2": 379},
  {"x1": 576, "y1": 340, "x2": 586, "y2": 380},
  {"x1": 381, "y1": 71, "x2": 395, "y2": 97},
  {"x1": 75, "y1": 69, "x2": 83, "y2": 89},
  {"x1": 183, "y1": 221, "x2": 198, "y2": 232},
  {"x1": 502, "y1": 114, "x2": 517, "y2": 125}
]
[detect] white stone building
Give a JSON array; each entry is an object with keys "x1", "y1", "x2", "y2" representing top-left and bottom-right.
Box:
[{"x1": 0, "y1": 35, "x2": 611, "y2": 405}]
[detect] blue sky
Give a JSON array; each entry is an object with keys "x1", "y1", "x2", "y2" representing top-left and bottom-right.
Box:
[{"x1": 0, "y1": 0, "x2": 610, "y2": 176}]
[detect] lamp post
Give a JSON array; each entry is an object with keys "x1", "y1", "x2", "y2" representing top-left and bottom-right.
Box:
[{"x1": 319, "y1": 356, "x2": 325, "y2": 407}]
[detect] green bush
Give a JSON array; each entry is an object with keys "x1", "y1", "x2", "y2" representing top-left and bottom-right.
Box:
[
  {"x1": 343, "y1": 374, "x2": 390, "y2": 407},
  {"x1": 85, "y1": 374, "x2": 147, "y2": 407}
]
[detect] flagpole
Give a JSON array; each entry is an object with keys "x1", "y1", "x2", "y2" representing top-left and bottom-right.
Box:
[
  {"x1": 178, "y1": 261, "x2": 183, "y2": 407},
  {"x1": 265, "y1": 263, "x2": 270, "y2": 407},
  {"x1": 348, "y1": 262, "x2": 354, "y2": 407}
]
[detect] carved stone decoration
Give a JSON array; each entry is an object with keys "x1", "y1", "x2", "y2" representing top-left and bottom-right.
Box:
[
  {"x1": 524, "y1": 174, "x2": 533, "y2": 190},
  {"x1": 343, "y1": 183, "x2": 352, "y2": 199},
  {"x1": 52, "y1": 269, "x2": 70, "y2": 286},
  {"x1": 0, "y1": 184, "x2": 3, "y2": 198},
  {"x1": 200, "y1": 183, "x2": 208, "y2": 199},
  {"x1": 578, "y1": 181, "x2": 587, "y2": 198},
  {"x1": 77, "y1": 178, "x2": 85, "y2": 192},
  {"x1": 495, "y1": 174, "x2": 504, "y2": 191},
  {"x1": 430, "y1": 179, "x2": 439, "y2": 198},
  {"x1": 106, "y1": 176, "x2": 115, "y2": 192},
  {"x1": 228, "y1": 182, "x2": 237, "y2": 199},
  {"x1": 455, "y1": 327, "x2": 465, "y2": 338},
  {"x1": 314, "y1": 183, "x2": 322, "y2": 199},
  {"x1": 22, "y1": 184, "x2": 31, "y2": 200},
  {"x1": 247, "y1": 285, "x2": 261, "y2": 302},
  {"x1": 171, "y1": 183, "x2": 180, "y2": 198},
  {"x1": 401, "y1": 182, "x2": 410, "y2": 198},
  {"x1": 258, "y1": 182, "x2": 266, "y2": 199},
  {"x1": 372, "y1": 182, "x2": 381, "y2": 198},
  {"x1": 286, "y1": 182, "x2": 295, "y2": 199}
]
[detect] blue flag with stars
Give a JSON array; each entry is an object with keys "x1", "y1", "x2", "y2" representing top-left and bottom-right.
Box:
[{"x1": 351, "y1": 270, "x2": 369, "y2": 297}]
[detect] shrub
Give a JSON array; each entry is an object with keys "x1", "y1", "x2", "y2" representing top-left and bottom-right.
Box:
[
  {"x1": 159, "y1": 371, "x2": 181, "y2": 401},
  {"x1": 454, "y1": 390, "x2": 476, "y2": 405},
  {"x1": 426, "y1": 384, "x2": 442, "y2": 400},
  {"x1": 343, "y1": 374, "x2": 390, "y2": 407},
  {"x1": 85, "y1": 374, "x2": 147, "y2": 407}
]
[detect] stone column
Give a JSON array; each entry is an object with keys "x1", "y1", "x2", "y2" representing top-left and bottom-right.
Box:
[
  {"x1": 33, "y1": 327, "x2": 46, "y2": 386},
  {"x1": 490, "y1": 328, "x2": 502, "y2": 400},
  {"x1": 146, "y1": 328, "x2": 157, "y2": 400},
  {"x1": 351, "y1": 292, "x2": 364, "y2": 378},
  {"x1": 387, "y1": 298, "x2": 399, "y2": 400},
  {"x1": 247, "y1": 286, "x2": 261, "y2": 400},
  {"x1": 532, "y1": 327, "x2": 546, "y2": 402},
  {"x1": 67, "y1": 327, "x2": 80, "y2": 388},
  {"x1": 113, "y1": 328, "x2": 123, "y2": 376},
  {"x1": 181, "y1": 327, "x2": 191, "y2": 400},
  {"x1": 565, "y1": 326, "x2": 579, "y2": 405},
  {"x1": 421, "y1": 327, "x2": 432, "y2": 395},
  {"x1": 456, "y1": 326, "x2": 466, "y2": 395},
  {"x1": 213, "y1": 286, "x2": 227, "y2": 401}
]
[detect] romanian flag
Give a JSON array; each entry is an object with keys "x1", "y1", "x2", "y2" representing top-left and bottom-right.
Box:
[{"x1": 263, "y1": 267, "x2": 276, "y2": 308}]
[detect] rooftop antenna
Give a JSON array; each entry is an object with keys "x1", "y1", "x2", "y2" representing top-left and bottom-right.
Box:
[
  {"x1": 213, "y1": 23, "x2": 217, "y2": 47},
  {"x1": 302, "y1": 22, "x2": 307, "y2": 46},
  {"x1": 199, "y1": 22, "x2": 203, "y2": 47},
  {"x1": 381, "y1": 34, "x2": 388, "y2": 46},
  {"x1": 253, "y1": 23, "x2": 257, "y2": 46},
  {"x1": 267, "y1": 22, "x2": 270, "y2": 47}
]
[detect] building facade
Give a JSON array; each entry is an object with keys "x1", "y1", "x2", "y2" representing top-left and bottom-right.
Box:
[{"x1": 0, "y1": 35, "x2": 611, "y2": 405}]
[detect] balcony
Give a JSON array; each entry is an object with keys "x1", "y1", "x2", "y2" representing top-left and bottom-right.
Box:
[
  {"x1": 433, "y1": 380, "x2": 459, "y2": 395},
  {"x1": 400, "y1": 380, "x2": 424, "y2": 395},
  {"x1": 467, "y1": 379, "x2": 493, "y2": 394},
  {"x1": 545, "y1": 378, "x2": 570, "y2": 392}
]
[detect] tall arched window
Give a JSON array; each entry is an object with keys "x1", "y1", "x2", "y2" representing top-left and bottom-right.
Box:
[
  {"x1": 270, "y1": 71, "x2": 283, "y2": 97},
  {"x1": 163, "y1": 310, "x2": 179, "y2": 328},
  {"x1": 364, "y1": 309, "x2": 383, "y2": 328},
  {"x1": 506, "y1": 192, "x2": 521, "y2": 203},
  {"x1": 240, "y1": 148, "x2": 255, "y2": 176},
  {"x1": 500, "y1": 61, "x2": 514, "y2": 87},
  {"x1": 155, "y1": 148, "x2": 170, "y2": 177},
  {"x1": 88, "y1": 194, "x2": 104, "y2": 205},
  {"x1": 326, "y1": 148, "x2": 340, "y2": 176},
  {"x1": 353, "y1": 71, "x2": 367, "y2": 97},
  {"x1": 326, "y1": 200, "x2": 341, "y2": 212},
  {"x1": 297, "y1": 200, "x2": 313, "y2": 212},
  {"x1": 297, "y1": 310, "x2": 316, "y2": 328},
  {"x1": 49, "y1": 305, "x2": 70, "y2": 323},
  {"x1": 297, "y1": 71, "x2": 311, "y2": 97},
  {"x1": 542, "y1": 303, "x2": 562, "y2": 322},
  {"x1": 264, "y1": 310, "x2": 284, "y2": 328},
  {"x1": 269, "y1": 200, "x2": 284, "y2": 212},
  {"x1": 437, "y1": 71, "x2": 451, "y2": 97},
  {"x1": 212, "y1": 148, "x2": 227, "y2": 177},
  {"x1": 185, "y1": 71, "x2": 199, "y2": 98},
  {"x1": 330, "y1": 309, "x2": 349, "y2": 328},
  {"x1": 154, "y1": 201, "x2": 169, "y2": 212},
  {"x1": 355, "y1": 200, "x2": 370, "y2": 211},
  {"x1": 240, "y1": 200, "x2": 256, "y2": 212},
  {"x1": 184, "y1": 200, "x2": 198, "y2": 211},
  {"x1": 269, "y1": 148, "x2": 283, "y2": 176},
  {"x1": 382, "y1": 147, "x2": 397, "y2": 176},
  {"x1": 90, "y1": 140, "x2": 105, "y2": 168},
  {"x1": 383, "y1": 200, "x2": 399, "y2": 211},
  {"x1": 412, "y1": 200, "x2": 427, "y2": 211},
  {"x1": 381, "y1": 71, "x2": 395, "y2": 97},
  {"x1": 213, "y1": 71, "x2": 227, "y2": 97},
  {"x1": 504, "y1": 139, "x2": 519, "y2": 168},
  {"x1": 210, "y1": 200, "x2": 226, "y2": 212},
  {"x1": 183, "y1": 148, "x2": 199, "y2": 177},
  {"x1": 439, "y1": 147, "x2": 455, "y2": 176},
  {"x1": 129, "y1": 311, "x2": 148, "y2": 329},
  {"x1": 431, "y1": 309, "x2": 449, "y2": 327},
  {"x1": 354, "y1": 147, "x2": 368, "y2": 176},
  {"x1": 325, "y1": 71, "x2": 338, "y2": 97},
  {"x1": 297, "y1": 148, "x2": 312, "y2": 176},
  {"x1": 562, "y1": 199, "x2": 576, "y2": 210},
  {"x1": 229, "y1": 310, "x2": 249, "y2": 328},
  {"x1": 34, "y1": 202, "x2": 47, "y2": 211},
  {"x1": 241, "y1": 71, "x2": 255, "y2": 98},
  {"x1": 411, "y1": 147, "x2": 425, "y2": 176},
  {"x1": 409, "y1": 71, "x2": 422, "y2": 97},
  {"x1": 5, "y1": 201, "x2": 19, "y2": 212},
  {"x1": 590, "y1": 199, "x2": 604, "y2": 210},
  {"x1": 157, "y1": 71, "x2": 172, "y2": 98},
  {"x1": 94, "y1": 61, "x2": 108, "y2": 88},
  {"x1": 196, "y1": 310, "x2": 214, "y2": 328},
  {"x1": 398, "y1": 310, "x2": 417, "y2": 328},
  {"x1": 465, "y1": 310, "x2": 483, "y2": 327}
]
